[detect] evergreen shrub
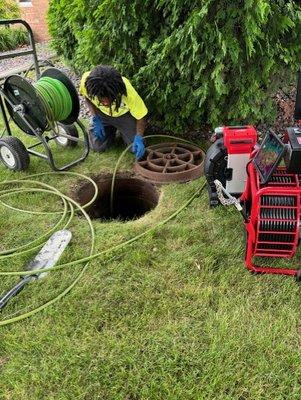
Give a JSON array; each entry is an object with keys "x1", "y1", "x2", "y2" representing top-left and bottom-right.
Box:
[
  {"x1": 48, "y1": 0, "x2": 301, "y2": 132},
  {"x1": 0, "y1": 0, "x2": 28, "y2": 52}
]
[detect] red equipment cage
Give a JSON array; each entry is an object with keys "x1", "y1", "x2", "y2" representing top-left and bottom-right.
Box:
[{"x1": 241, "y1": 163, "x2": 301, "y2": 277}]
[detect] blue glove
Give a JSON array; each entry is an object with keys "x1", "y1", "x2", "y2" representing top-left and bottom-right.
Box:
[
  {"x1": 91, "y1": 115, "x2": 105, "y2": 140},
  {"x1": 132, "y1": 134, "x2": 145, "y2": 160}
]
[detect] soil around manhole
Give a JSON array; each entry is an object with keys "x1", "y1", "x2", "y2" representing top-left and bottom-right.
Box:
[{"x1": 73, "y1": 172, "x2": 160, "y2": 221}]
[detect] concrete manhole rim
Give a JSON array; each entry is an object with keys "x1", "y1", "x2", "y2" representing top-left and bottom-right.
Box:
[{"x1": 134, "y1": 142, "x2": 205, "y2": 183}]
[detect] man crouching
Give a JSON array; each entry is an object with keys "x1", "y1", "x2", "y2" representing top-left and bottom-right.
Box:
[{"x1": 80, "y1": 65, "x2": 147, "y2": 159}]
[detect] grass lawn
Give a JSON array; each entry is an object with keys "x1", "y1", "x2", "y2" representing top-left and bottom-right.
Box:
[{"x1": 0, "y1": 115, "x2": 301, "y2": 400}]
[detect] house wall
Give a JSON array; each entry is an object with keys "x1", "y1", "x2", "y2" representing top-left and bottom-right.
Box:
[{"x1": 18, "y1": 0, "x2": 50, "y2": 42}]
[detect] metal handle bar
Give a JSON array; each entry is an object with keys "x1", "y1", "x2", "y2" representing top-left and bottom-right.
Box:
[{"x1": 0, "y1": 19, "x2": 40, "y2": 78}]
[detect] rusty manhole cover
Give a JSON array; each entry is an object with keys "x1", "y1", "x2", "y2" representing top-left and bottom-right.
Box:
[{"x1": 134, "y1": 142, "x2": 205, "y2": 183}]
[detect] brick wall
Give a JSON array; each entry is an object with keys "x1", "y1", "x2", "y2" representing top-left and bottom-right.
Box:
[{"x1": 19, "y1": 0, "x2": 50, "y2": 42}]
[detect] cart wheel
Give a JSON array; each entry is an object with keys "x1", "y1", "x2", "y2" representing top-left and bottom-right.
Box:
[
  {"x1": 295, "y1": 270, "x2": 301, "y2": 282},
  {"x1": 0, "y1": 137, "x2": 29, "y2": 171},
  {"x1": 55, "y1": 123, "x2": 79, "y2": 148}
]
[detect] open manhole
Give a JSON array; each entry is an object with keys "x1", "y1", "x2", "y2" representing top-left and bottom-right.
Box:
[
  {"x1": 134, "y1": 142, "x2": 205, "y2": 183},
  {"x1": 74, "y1": 174, "x2": 159, "y2": 221}
]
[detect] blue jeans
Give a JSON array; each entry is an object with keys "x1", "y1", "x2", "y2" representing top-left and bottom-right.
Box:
[{"x1": 89, "y1": 111, "x2": 136, "y2": 152}]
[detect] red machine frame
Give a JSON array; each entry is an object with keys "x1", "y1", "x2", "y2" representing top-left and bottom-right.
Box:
[{"x1": 241, "y1": 162, "x2": 301, "y2": 277}]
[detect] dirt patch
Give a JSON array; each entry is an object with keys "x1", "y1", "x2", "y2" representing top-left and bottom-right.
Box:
[{"x1": 0, "y1": 356, "x2": 9, "y2": 370}]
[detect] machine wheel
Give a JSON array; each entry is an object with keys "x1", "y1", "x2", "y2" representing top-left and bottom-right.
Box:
[
  {"x1": 204, "y1": 138, "x2": 228, "y2": 185},
  {"x1": 55, "y1": 123, "x2": 79, "y2": 148},
  {"x1": 0, "y1": 136, "x2": 29, "y2": 171},
  {"x1": 204, "y1": 138, "x2": 228, "y2": 206}
]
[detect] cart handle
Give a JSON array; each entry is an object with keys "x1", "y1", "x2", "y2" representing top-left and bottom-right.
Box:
[{"x1": 0, "y1": 19, "x2": 40, "y2": 78}]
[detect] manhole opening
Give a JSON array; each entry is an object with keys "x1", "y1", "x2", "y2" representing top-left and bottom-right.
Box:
[{"x1": 75, "y1": 174, "x2": 159, "y2": 221}]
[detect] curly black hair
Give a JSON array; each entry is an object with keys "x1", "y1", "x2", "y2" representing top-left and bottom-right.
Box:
[{"x1": 85, "y1": 65, "x2": 127, "y2": 114}]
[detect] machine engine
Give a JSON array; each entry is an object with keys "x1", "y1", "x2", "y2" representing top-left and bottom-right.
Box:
[{"x1": 204, "y1": 125, "x2": 257, "y2": 206}]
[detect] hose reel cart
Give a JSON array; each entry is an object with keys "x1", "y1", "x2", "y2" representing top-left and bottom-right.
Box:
[{"x1": 0, "y1": 19, "x2": 89, "y2": 171}]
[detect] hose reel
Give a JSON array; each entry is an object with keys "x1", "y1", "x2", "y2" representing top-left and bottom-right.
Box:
[
  {"x1": 0, "y1": 67, "x2": 89, "y2": 171},
  {"x1": 3, "y1": 68, "x2": 80, "y2": 135}
]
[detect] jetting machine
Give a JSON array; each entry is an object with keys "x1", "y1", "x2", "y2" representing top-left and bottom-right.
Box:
[{"x1": 204, "y1": 71, "x2": 301, "y2": 279}]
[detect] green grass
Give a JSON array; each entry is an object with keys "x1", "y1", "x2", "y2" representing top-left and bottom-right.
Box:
[{"x1": 0, "y1": 117, "x2": 301, "y2": 400}]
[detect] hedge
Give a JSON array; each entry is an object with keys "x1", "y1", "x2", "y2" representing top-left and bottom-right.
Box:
[
  {"x1": 0, "y1": 0, "x2": 19, "y2": 18},
  {"x1": 48, "y1": 0, "x2": 301, "y2": 132},
  {"x1": 0, "y1": 0, "x2": 28, "y2": 52}
]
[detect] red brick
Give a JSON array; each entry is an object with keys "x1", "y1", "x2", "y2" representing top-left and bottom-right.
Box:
[{"x1": 19, "y1": 0, "x2": 50, "y2": 42}]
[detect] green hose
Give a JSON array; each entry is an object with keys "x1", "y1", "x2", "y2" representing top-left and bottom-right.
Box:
[
  {"x1": 0, "y1": 137, "x2": 206, "y2": 326},
  {"x1": 0, "y1": 174, "x2": 96, "y2": 326},
  {"x1": 35, "y1": 77, "x2": 73, "y2": 128}
]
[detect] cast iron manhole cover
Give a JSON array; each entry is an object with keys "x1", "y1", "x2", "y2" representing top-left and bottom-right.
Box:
[{"x1": 134, "y1": 142, "x2": 205, "y2": 183}]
